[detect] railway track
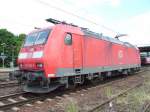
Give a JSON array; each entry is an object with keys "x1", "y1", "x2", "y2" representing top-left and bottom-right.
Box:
[
  {"x1": 0, "y1": 89, "x2": 69, "y2": 111},
  {"x1": 45, "y1": 68, "x2": 147, "y2": 112},
  {"x1": 0, "y1": 81, "x2": 19, "y2": 88},
  {"x1": 0, "y1": 67, "x2": 148, "y2": 111},
  {"x1": 0, "y1": 92, "x2": 46, "y2": 111},
  {"x1": 0, "y1": 92, "x2": 28, "y2": 110},
  {"x1": 87, "y1": 68, "x2": 149, "y2": 112},
  {"x1": 88, "y1": 82, "x2": 143, "y2": 112},
  {"x1": 142, "y1": 103, "x2": 150, "y2": 112}
]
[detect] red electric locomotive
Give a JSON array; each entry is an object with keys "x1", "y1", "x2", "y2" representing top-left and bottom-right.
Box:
[
  {"x1": 140, "y1": 52, "x2": 150, "y2": 65},
  {"x1": 15, "y1": 18, "x2": 141, "y2": 93}
]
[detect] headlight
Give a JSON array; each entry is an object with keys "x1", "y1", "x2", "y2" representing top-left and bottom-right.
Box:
[
  {"x1": 19, "y1": 64, "x2": 23, "y2": 68},
  {"x1": 18, "y1": 53, "x2": 27, "y2": 59},
  {"x1": 32, "y1": 51, "x2": 43, "y2": 58},
  {"x1": 36, "y1": 63, "x2": 43, "y2": 68}
]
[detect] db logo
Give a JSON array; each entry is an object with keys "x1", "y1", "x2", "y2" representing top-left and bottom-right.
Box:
[{"x1": 118, "y1": 50, "x2": 123, "y2": 59}]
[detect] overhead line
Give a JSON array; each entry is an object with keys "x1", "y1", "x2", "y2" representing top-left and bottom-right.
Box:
[
  {"x1": 34, "y1": 0, "x2": 97, "y2": 25},
  {"x1": 34, "y1": 0, "x2": 118, "y2": 34}
]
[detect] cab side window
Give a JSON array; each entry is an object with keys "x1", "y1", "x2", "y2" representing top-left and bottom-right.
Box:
[{"x1": 64, "y1": 33, "x2": 72, "y2": 45}]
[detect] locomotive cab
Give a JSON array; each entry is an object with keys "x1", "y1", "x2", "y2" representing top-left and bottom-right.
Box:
[
  {"x1": 16, "y1": 23, "x2": 84, "y2": 93},
  {"x1": 17, "y1": 28, "x2": 61, "y2": 93}
]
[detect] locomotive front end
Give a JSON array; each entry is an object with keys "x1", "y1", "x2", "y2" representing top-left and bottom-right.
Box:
[{"x1": 16, "y1": 28, "x2": 58, "y2": 93}]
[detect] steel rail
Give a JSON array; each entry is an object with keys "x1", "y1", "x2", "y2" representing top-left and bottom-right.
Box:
[
  {"x1": 87, "y1": 68, "x2": 149, "y2": 112},
  {"x1": 88, "y1": 82, "x2": 143, "y2": 112},
  {"x1": 0, "y1": 67, "x2": 148, "y2": 111}
]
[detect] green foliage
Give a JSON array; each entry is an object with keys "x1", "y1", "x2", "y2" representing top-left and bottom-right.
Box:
[
  {"x1": 104, "y1": 86, "x2": 113, "y2": 98},
  {"x1": 0, "y1": 29, "x2": 26, "y2": 67},
  {"x1": 65, "y1": 101, "x2": 78, "y2": 112},
  {"x1": 116, "y1": 75, "x2": 150, "y2": 111}
]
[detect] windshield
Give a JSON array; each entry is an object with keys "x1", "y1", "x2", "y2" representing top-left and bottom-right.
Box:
[
  {"x1": 24, "y1": 29, "x2": 50, "y2": 47},
  {"x1": 140, "y1": 52, "x2": 150, "y2": 57}
]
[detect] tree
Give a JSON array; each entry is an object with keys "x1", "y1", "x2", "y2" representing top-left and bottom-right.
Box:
[{"x1": 0, "y1": 29, "x2": 26, "y2": 67}]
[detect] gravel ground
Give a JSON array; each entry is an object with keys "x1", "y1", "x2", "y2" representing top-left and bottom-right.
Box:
[
  {"x1": 107, "y1": 69, "x2": 150, "y2": 112},
  {"x1": 0, "y1": 72, "x2": 9, "y2": 81},
  {"x1": 17, "y1": 70, "x2": 147, "y2": 112},
  {"x1": 0, "y1": 72, "x2": 22, "y2": 96},
  {"x1": 0, "y1": 86, "x2": 22, "y2": 96}
]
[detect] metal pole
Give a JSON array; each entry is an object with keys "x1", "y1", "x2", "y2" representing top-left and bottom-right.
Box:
[
  {"x1": 12, "y1": 47, "x2": 14, "y2": 68},
  {"x1": 2, "y1": 58, "x2": 4, "y2": 68},
  {"x1": 3, "y1": 45, "x2": 4, "y2": 54},
  {"x1": 3, "y1": 44, "x2": 5, "y2": 68},
  {"x1": 3, "y1": 45, "x2": 4, "y2": 68},
  {"x1": 2, "y1": 43, "x2": 5, "y2": 54},
  {"x1": 1, "y1": 43, "x2": 5, "y2": 68}
]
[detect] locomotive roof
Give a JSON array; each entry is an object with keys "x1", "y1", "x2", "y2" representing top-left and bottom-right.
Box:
[
  {"x1": 81, "y1": 28, "x2": 136, "y2": 48},
  {"x1": 28, "y1": 27, "x2": 52, "y2": 34},
  {"x1": 46, "y1": 18, "x2": 136, "y2": 48}
]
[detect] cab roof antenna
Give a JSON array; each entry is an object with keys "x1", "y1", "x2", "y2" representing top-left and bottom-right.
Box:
[{"x1": 115, "y1": 34, "x2": 127, "y2": 39}]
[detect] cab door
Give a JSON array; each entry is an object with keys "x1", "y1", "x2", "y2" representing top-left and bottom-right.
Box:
[{"x1": 72, "y1": 34, "x2": 83, "y2": 73}]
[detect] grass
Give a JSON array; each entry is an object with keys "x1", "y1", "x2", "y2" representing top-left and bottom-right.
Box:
[
  {"x1": 65, "y1": 99, "x2": 78, "y2": 112},
  {"x1": 104, "y1": 86, "x2": 113, "y2": 98},
  {"x1": 127, "y1": 88, "x2": 149, "y2": 111},
  {"x1": 116, "y1": 74, "x2": 150, "y2": 111},
  {"x1": 116, "y1": 95, "x2": 128, "y2": 105}
]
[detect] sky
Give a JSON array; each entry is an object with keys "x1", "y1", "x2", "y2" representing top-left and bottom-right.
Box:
[{"x1": 0, "y1": 0, "x2": 150, "y2": 46}]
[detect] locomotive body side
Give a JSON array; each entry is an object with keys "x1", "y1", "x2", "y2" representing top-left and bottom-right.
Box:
[
  {"x1": 82, "y1": 36, "x2": 140, "y2": 74},
  {"x1": 44, "y1": 25, "x2": 84, "y2": 78},
  {"x1": 55, "y1": 31, "x2": 141, "y2": 77}
]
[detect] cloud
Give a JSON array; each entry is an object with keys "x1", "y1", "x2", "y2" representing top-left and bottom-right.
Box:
[
  {"x1": 63, "y1": 0, "x2": 121, "y2": 8},
  {"x1": 109, "y1": 0, "x2": 120, "y2": 7},
  {"x1": 113, "y1": 11, "x2": 150, "y2": 45},
  {"x1": 0, "y1": 0, "x2": 106, "y2": 34},
  {"x1": 0, "y1": 0, "x2": 149, "y2": 48}
]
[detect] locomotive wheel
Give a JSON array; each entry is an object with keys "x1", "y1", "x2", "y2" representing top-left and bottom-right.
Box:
[
  {"x1": 128, "y1": 69, "x2": 134, "y2": 75},
  {"x1": 68, "y1": 84, "x2": 77, "y2": 90},
  {"x1": 59, "y1": 85, "x2": 67, "y2": 91},
  {"x1": 79, "y1": 75, "x2": 85, "y2": 85},
  {"x1": 68, "y1": 77, "x2": 77, "y2": 89},
  {"x1": 90, "y1": 77, "x2": 100, "y2": 85}
]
